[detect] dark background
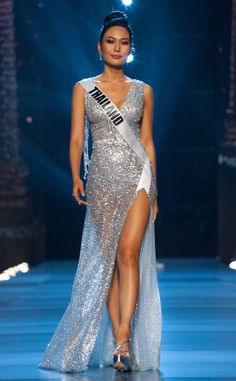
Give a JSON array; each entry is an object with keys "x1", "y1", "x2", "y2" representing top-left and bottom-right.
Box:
[{"x1": 14, "y1": 0, "x2": 231, "y2": 260}]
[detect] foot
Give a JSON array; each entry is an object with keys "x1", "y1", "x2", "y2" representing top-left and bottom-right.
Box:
[
  {"x1": 113, "y1": 337, "x2": 132, "y2": 372},
  {"x1": 113, "y1": 328, "x2": 131, "y2": 358}
]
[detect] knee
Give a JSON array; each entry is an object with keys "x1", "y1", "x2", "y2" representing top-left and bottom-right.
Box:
[{"x1": 117, "y1": 247, "x2": 139, "y2": 268}]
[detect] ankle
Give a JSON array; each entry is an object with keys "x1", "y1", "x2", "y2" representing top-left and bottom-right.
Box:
[
  {"x1": 117, "y1": 322, "x2": 131, "y2": 336},
  {"x1": 115, "y1": 329, "x2": 131, "y2": 343}
]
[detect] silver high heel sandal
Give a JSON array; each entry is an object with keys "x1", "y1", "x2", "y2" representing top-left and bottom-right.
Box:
[{"x1": 112, "y1": 337, "x2": 132, "y2": 372}]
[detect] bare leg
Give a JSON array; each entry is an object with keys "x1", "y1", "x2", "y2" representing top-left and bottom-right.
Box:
[
  {"x1": 108, "y1": 189, "x2": 150, "y2": 355},
  {"x1": 106, "y1": 261, "x2": 120, "y2": 338}
]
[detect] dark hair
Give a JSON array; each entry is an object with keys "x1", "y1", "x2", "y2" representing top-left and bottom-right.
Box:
[{"x1": 99, "y1": 10, "x2": 133, "y2": 49}]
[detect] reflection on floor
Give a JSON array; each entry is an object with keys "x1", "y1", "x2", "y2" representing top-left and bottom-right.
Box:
[{"x1": 0, "y1": 257, "x2": 236, "y2": 380}]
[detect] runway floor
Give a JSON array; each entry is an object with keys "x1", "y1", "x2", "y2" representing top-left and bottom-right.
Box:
[{"x1": 0, "y1": 257, "x2": 236, "y2": 381}]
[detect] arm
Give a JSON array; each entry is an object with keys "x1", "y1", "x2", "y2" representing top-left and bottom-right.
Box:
[
  {"x1": 69, "y1": 82, "x2": 88, "y2": 206},
  {"x1": 140, "y1": 83, "x2": 159, "y2": 219}
]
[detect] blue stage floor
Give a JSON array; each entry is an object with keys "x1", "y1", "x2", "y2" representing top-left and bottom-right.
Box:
[{"x1": 0, "y1": 257, "x2": 236, "y2": 380}]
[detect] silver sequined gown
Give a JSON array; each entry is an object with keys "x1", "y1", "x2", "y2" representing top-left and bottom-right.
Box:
[{"x1": 39, "y1": 77, "x2": 162, "y2": 372}]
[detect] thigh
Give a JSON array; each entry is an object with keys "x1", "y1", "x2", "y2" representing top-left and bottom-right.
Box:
[{"x1": 117, "y1": 189, "x2": 150, "y2": 255}]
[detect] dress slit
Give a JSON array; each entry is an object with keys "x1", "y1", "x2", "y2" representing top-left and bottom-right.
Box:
[
  {"x1": 88, "y1": 187, "x2": 157, "y2": 370},
  {"x1": 113, "y1": 186, "x2": 152, "y2": 263}
]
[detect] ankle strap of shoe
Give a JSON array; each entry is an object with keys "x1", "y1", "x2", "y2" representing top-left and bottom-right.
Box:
[{"x1": 115, "y1": 337, "x2": 131, "y2": 346}]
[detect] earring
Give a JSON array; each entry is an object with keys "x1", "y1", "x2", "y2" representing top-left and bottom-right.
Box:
[{"x1": 99, "y1": 51, "x2": 102, "y2": 61}]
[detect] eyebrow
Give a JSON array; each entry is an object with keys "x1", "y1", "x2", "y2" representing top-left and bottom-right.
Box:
[{"x1": 105, "y1": 36, "x2": 129, "y2": 40}]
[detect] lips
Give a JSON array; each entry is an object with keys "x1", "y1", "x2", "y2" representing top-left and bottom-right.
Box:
[{"x1": 111, "y1": 54, "x2": 122, "y2": 59}]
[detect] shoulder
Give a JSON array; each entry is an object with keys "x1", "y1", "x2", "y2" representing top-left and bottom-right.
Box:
[
  {"x1": 72, "y1": 78, "x2": 91, "y2": 99},
  {"x1": 135, "y1": 79, "x2": 154, "y2": 104},
  {"x1": 73, "y1": 77, "x2": 92, "y2": 90},
  {"x1": 142, "y1": 81, "x2": 153, "y2": 97},
  {"x1": 135, "y1": 79, "x2": 153, "y2": 95}
]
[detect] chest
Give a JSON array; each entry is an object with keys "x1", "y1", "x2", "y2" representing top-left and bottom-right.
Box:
[{"x1": 85, "y1": 81, "x2": 145, "y2": 126}]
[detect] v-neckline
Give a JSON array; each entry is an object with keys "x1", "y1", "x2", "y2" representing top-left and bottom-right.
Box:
[{"x1": 90, "y1": 77, "x2": 135, "y2": 112}]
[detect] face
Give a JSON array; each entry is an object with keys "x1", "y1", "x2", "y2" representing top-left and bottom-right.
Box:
[{"x1": 98, "y1": 26, "x2": 131, "y2": 66}]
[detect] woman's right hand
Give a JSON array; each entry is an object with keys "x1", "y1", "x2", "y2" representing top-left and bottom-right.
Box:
[{"x1": 72, "y1": 178, "x2": 89, "y2": 206}]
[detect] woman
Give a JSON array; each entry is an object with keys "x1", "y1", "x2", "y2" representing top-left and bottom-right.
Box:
[{"x1": 39, "y1": 10, "x2": 162, "y2": 373}]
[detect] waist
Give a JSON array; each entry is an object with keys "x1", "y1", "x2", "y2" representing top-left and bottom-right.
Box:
[{"x1": 92, "y1": 137, "x2": 121, "y2": 147}]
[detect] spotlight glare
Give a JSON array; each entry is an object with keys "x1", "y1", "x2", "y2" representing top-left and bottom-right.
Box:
[
  {"x1": 0, "y1": 262, "x2": 30, "y2": 281},
  {"x1": 19, "y1": 262, "x2": 29, "y2": 273},
  {"x1": 4, "y1": 268, "x2": 17, "y2": 276},
  {"x1": 127, "y1": 53, "x2": 134, "y2": 63},
  {"x1": 229, "y1": 260, "x2": 236, "y2": 270},
  {"x1": 122, "y1": 0, "x2": 132, "y2": 5},
  {"x1": 26, "y1": 116, "x2": 33, "y2": 124},
  {"x1": 0, "y1": 274, "x2": 10, "y2": 281}
]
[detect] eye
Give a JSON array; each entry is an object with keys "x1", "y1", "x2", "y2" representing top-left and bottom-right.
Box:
[{"x1": 105, "y1": 39, "x2": 129, "y2": 45}]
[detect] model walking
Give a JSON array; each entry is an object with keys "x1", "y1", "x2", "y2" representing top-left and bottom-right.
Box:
[{"x1": 39, "y1": 9, "x2": 162, "y2": 373}]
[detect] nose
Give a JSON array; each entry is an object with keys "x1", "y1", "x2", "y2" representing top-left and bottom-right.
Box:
[{"x1": 114, "y1": 41, "x2": 120, "y2": 52}]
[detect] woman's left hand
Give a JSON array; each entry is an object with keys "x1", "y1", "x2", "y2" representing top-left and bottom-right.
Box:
[{"x1": 153, "y1": 197, "x2": 159, "y2": 222}]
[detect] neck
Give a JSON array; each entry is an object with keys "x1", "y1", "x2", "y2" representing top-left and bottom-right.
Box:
[{"x1": 99, "y1": 66, "x2": 126, "y2": 82}]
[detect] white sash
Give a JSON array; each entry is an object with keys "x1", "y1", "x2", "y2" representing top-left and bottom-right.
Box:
[{"x1": 79, "y1": 77, "x2": 155, "y2": 196}]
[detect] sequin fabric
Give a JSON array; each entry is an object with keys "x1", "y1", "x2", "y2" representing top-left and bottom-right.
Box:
[{"x1": 39, "y1": 78, "x2": 162, "y2": 373}]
